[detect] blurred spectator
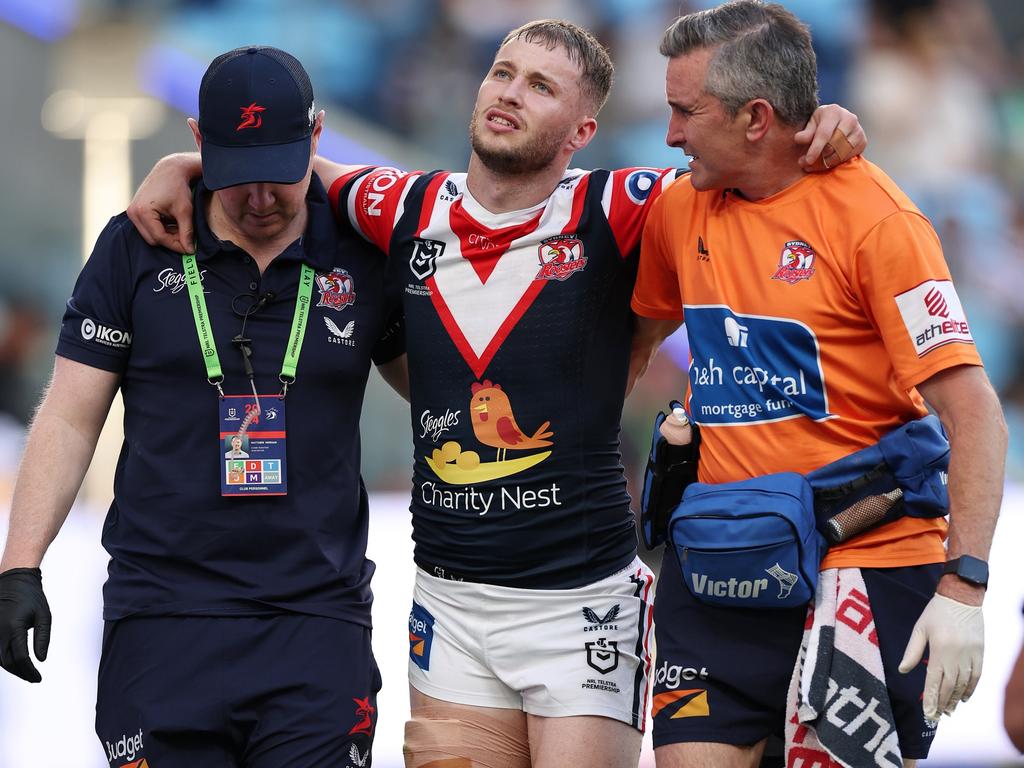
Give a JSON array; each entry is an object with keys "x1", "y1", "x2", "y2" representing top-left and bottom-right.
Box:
[
  {"x1": 847, "y1": 0, "x2": 1023, "y2": 482},
  {"x1": 0, "y1": 296, "x2": 47, "y2": 504},
  {"x1": 850, "y1": 0, "x2": 1003, "y2": 187}
]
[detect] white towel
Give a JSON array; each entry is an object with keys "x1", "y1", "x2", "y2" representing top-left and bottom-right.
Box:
[{"x1": 785, "y1": 568, "x2": 902, "y2": 768}]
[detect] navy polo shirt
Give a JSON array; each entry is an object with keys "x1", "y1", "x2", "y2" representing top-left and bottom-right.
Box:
[{"x1": 56, "y1": 175, "x2": 402, "y2": 625}]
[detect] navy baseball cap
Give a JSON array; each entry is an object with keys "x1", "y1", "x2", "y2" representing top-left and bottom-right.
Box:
[{"x1": 198, "y1": 46, "x2": 316, "y2": 190}]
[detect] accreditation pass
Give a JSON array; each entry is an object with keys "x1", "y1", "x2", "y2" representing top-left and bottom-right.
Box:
[{"x1": 220, "y1": 394, "x2": 287, "y2": 496}]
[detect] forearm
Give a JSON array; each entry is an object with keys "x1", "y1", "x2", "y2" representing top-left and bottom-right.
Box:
[
  {"x1": 627, "y1": 316, "x2": 682, "y2": 397},
  {"x1": 919, "y1": 365, "x2": 1007, "y2": 604},
  {"x1": 160, "y1": 152, "x2": 201, "y2": 180},
  {"x1": 940, "y1": 392, "x2": 1006, "y2": 606},
  {"x1": 943, "y1": 393, "x2": 1006, "y2": 562},
  {"x1": 1, "y1": 410, "x2": 100, "y2": 569},
  {"x1": 313, "y1": 156, "x2": 368, "y2": 190},
  {"x1": 1, "y1": 360, "x2": 118, "y2": 570},
  {"x1": 377, "y1": 354, "x2": 410, "y2": 402},
  {"x1": 127, "y1": 152, "x2": 204, "y2": 252}
]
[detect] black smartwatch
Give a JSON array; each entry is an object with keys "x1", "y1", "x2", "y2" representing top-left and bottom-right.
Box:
[{"x1": 942, "y1": 555, "x2": 989, "y2": 587}]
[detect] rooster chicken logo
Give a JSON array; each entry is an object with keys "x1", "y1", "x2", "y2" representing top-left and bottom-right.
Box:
[
  {"x1": 771, "y1": 240, "x2": 816, "y2": 284},
  {"x1": 316, "y1": 268, "x2": 356, "y2": 310},
  {"x1": 469, "y1": 380, "x2": 553, "y2": 460},
  {"x1": 237, "y1": 102, "x2": 265, "y2": 131},
  {"x1": 348, "y1": 696, "x2": 375, "y2": 737},
  {"x1": 536, "y1": 235, "x2": 587, "y2": 281},
  {"x1": 425, "y1": 380, "x2": 554, "y2": 485}
]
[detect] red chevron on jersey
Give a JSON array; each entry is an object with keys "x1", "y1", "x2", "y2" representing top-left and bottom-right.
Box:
[
  {"x1": 449, "y1": 195, "x2": 544, "y2": 284},
  {"x1": 419, "y1": 172, "x2": 590, "y2": 379}
]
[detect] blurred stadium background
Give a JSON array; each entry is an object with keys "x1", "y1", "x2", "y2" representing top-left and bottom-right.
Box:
[{"x1": 1, "y1": 0, "x2": 1022, "y2": 765}]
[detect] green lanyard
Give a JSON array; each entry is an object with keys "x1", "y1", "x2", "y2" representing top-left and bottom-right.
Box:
[{"x1": 183, "y1": 253, "x2": 315, "y2": 398}]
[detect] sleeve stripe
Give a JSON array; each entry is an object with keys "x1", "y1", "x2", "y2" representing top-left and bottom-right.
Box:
[
  {"x1": 346, "y1": 176, "x2": 372, "y2": 243},
  {"x1": 604, "y1": 168, "x2": 684, "y2": 258},
  {"x1": 415, "y1": 173, "x2": 449, "y2": 237}
]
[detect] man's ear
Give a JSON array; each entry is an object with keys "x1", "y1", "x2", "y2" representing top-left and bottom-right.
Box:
[
  {"x1": 187, "y1": 117, "x2": 202, "y2": 151},
  {"x1": 743, "y1": 99, "x2": 774, "y2": 142},
  {"x1": 310, "y1": 110, "x2": 326, "y2": 156},
  {"x1": 566, "y1": 116, "x2": 598, "y2": 153}
]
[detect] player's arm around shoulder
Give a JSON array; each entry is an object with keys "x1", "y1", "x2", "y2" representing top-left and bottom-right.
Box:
[
  {"x1": 313, "y1": 155, "x2": 370, "y2": 193},
  {"x1": 126, "y1": 152, "x2": 202, "y2": 254},
  {"x1": 795, "y1": 103, "x2": 867, "y2": 171}
]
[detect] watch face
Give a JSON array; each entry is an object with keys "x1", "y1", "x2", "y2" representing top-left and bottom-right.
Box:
[{"x1": 948, "y1": 556, "x2": 989, "y2": 586}]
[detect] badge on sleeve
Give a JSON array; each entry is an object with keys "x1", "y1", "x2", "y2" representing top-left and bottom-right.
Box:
[{"x1": 220, "y1": 395, "x2": 287, "y2": 496}]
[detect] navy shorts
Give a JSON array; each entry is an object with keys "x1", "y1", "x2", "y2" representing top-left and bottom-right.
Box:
[
  {"x1": 651, "y1": 546, "x2": 942, "y2": 759},
  {"x1": 95, "y1": 615, "x2": 381, "y2": 768}
]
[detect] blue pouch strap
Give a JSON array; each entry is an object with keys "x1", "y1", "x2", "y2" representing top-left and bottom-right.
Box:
[{"x1": 806, "y1": 415, "x2": 949, "y2": 543}]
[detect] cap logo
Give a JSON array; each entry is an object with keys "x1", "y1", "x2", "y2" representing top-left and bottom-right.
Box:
[{"x1": 237, "y1": 102, "x2": 266, "y2": 131}]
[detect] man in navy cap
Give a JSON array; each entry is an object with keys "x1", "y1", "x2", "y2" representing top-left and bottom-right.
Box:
[{"x1": 0, "y1": 45, "x2": 406, "y2": 767}]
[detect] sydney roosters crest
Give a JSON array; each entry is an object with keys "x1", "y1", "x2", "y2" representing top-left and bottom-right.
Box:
[
  {"x1": 536, "y1": 235, "x2": 587, "y2": 281},
  {"x1": 237, "y1": 102, "x2": 265, "y2": 131},
  {"x1": 348, "y1": 696, "x2": 376, "y2": 737},
  {"x1": 771, "y1": 240, "x2": 816, "y2": 284},
  {"x1": 316, "y1": 268, "x2": 356, "y2": 311}
]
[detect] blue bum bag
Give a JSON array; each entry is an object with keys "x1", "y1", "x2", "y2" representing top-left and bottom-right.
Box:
[
  {"x1": 669, "y1": 473, "x2": 824, "y2": 608},
  {"x1": 668, "y1": 415, "x2": 949, "y2": 609}
]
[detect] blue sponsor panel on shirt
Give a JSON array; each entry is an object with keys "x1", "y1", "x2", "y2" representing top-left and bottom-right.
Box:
[
  {"x1": 408, "y1": 601, "x2": 435, "y2": 671},
  {"x1": 684, "y1": 305, "x2": 832, "y2": 425}
]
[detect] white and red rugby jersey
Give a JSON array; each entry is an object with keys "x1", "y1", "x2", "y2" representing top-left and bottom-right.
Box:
[{"x1": 332, "y1": 166, "x2": 682, "y2": 588}]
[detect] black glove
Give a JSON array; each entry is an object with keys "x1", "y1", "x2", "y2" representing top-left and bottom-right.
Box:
[{"x1": 0, "y1": 567, "x2": 51, "y2": 683}]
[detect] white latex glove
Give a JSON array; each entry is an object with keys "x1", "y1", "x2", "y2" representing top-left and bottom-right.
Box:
[{"x1": 899, "y1": 593, "x2": 984, "y2": 721}]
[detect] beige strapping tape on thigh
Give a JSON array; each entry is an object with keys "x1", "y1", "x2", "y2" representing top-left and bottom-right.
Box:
[{"x1": 404, "y1": 705, "x2": 531, "y2": 768}]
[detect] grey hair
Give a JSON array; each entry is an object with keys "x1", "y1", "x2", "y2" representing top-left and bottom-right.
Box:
[
  {"x1": 660, "y1": 0, "x2": 818, "y2": 126},
  {"x1": 500, "y1": 19, "x2": 614, "y2": 114}
]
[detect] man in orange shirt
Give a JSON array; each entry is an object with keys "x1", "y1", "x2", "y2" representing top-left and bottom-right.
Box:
[{"x1": 630, "y1": 2, "x2": 1007, "y2": 767}]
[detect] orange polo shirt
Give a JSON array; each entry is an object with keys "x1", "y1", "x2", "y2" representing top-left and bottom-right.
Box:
[{"x1": 632, "y1": 157, "x2": 982, "y2": 568}]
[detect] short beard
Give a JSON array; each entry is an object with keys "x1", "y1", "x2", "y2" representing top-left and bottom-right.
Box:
[{"x1": 468, "y1": 112, "x2": 566, "y2": 176}]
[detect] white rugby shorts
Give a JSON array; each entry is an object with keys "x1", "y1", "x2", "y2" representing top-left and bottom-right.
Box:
[{"x1": 407, "y1": 557, "x2": 655, "y2": 729}]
